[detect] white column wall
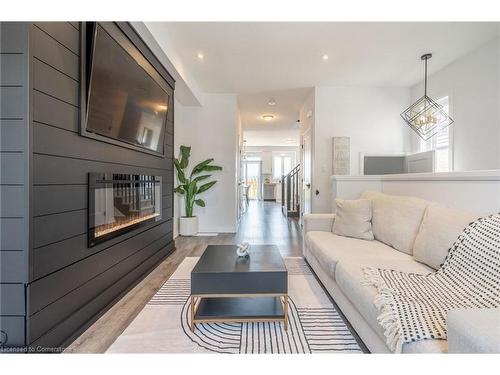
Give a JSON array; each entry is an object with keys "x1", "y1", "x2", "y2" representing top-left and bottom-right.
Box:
[{"x1": 174, "y1": 94, "x2": 239, "y2": 235}]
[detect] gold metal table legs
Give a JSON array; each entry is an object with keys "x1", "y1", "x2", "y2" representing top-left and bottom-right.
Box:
[{"x1": 189, "y1": 294, "x2": 288, "y2": 332}]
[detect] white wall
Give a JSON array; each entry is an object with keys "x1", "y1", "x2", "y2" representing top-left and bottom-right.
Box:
[
  {"x1": 299, "y1": 90, "x2": 315, "y2": 216},
  {"x1": 331, "y1": 171, "x2": 500, "y2": 214},
  {"x1": 312, "y1": 86, "x2": 411, "y2": 212},
  {"x1": 245, "y1": 146, "x2": 299, "y2": 153},
  {"x1": 236, "y1": 111, "x2": 244, "y2": 220},
  {"x1": 174, "y1": 94, "x2": 239, "y2": 234},
  {"x1": 410, "y1": 37, "x2": 500, "y2": 171}
]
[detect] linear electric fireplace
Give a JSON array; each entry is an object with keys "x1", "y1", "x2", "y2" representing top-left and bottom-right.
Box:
[{"x1": 88, "y1": 173, "x2": 162, "y2": 247}]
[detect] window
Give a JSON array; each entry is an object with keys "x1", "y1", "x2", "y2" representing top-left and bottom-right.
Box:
[
  {"x1": 273, "y1": 157, "x2": 282, "y2": 179},
  {"x1": 273, "y1": 153, "x2": 295, "y2": 180},
  {"x1": 283, "y1": 157, "x2": 292, "y2": 176},
  {"x1": 419, "y1": 96, "x2": 453, "y2": 172}
]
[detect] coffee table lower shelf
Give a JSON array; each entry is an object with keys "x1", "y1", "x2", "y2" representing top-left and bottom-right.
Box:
[{"x1": 190, "y1": 295, "x2": 288, "y2": 331}]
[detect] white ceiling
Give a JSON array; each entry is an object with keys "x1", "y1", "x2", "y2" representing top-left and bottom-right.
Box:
[
  {"x1": 238, "y1": 88, "x2": 309, "y2": 130},
  {"x1": 243, "y1": 129, "x2": 300, "y2": 147},
  {"x1": 148, "y1": 22, "x2": 500, "y2": 147},
  {"x1": 238, "y1": 88, "x2": 308, "y2": 146},
  {"x1": 149, "y1": 22, "x2": 500, "y2": 93}
]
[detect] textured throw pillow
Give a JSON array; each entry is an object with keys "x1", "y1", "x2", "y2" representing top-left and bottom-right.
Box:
[
  {"x1": 413, "y1": 204, "x2": 481, "y2": 270},
  {"x1": 361, "y1": 191, "x2": 429, "y2": 255},
  {"x1": 332, "y1": 198, "x2": 374, "y2": 241}
]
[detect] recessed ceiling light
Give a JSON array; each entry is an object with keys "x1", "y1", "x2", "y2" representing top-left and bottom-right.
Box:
[
  {"x1": 268, "y1": 99, "x2": 276, "y2": 106},
  {"x1": 322, "y1": 54, "x2": 329, "y2": 61},
  {"x1": 197, "y1": 52, "x2": 204, "y2": 60},
  {"x1": 262, "y1": 114, "x2": 275, "y2": 121}
]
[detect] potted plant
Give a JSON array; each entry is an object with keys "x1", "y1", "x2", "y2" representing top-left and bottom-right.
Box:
[{"x1": 174, "y1": 145, "x2": 222, "y2": 236}]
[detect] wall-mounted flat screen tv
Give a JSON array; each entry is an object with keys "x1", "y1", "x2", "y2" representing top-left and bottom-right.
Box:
[{"x1": 85, "y1": 23, "x2": 169, "y2": 155}]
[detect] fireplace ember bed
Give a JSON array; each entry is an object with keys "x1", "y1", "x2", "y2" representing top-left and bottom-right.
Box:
[{"x1": 88, "y1": 173, "x2": 162, "y2": 247}]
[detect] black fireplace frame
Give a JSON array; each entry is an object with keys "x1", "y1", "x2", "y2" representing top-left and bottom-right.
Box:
[{"x1": 88, "y1": 172, "x2": 162, "y2": 247}]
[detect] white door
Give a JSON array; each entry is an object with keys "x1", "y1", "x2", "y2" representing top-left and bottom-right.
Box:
[{"x1": 302, "y1": 129, "x2": 312, "y2": 217}]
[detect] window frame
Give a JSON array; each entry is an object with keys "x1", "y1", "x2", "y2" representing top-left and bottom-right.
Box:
[{"x1": 419, "y1": 95, "x2": 454, "y2": 172}]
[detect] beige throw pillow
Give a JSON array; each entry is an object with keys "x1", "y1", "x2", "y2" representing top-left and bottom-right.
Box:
[
  {"x1": 361, "y1": 191, "x2": 429, "y2": 255},
  {"x1": 332, "y1": 198, "x2": 374, "y2": 241},
  {"x1": 413, "y1": 204, "x2": 481, "y2": 270}
]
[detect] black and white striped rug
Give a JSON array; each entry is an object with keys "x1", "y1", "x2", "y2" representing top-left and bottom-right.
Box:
[{"x1": 107, "y1": 257, "x2": 363, "y2": 353}]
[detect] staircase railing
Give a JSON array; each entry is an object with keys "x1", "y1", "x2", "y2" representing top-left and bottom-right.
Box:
[{"x1": 281, "y1": 164, "x2": 300, "y2": 217}]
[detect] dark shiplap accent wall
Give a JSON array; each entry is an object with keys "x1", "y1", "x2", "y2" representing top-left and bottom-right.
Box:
[
  {"x1": 1, "y1": 22, "x2": 175, "y2": 349},
  {"x1": 0, "y1": 22, "x2": 30, "y2": 347},
  {"x1": 27, "y1": 22, "x2": 175, "y2": 348}
]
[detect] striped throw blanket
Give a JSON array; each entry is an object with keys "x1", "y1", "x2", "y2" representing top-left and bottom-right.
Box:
[{"x1": 363, "y1": 214, "x2": 500, "y2": 353}]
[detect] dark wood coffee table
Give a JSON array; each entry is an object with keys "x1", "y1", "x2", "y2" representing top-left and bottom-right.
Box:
[{"x1": 190, "y1": 245, "x2": 288, "y2": 331}]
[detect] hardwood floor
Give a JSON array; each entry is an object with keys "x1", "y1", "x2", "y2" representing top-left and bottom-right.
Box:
[{"x1": 65, "y1": 201, "x2": 302, "y2": 353}]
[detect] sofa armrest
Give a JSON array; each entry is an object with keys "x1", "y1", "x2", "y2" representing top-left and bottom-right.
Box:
[
  {"x1": 447, "y1": 308, "x2": 500, "y2": 353},
  {"x1": 303, "y1": 213, "x2": 335, "y2": 234}
]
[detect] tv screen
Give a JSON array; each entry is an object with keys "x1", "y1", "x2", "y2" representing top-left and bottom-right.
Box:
[{"x1": 85, "y1": 24, "x2": 169, "y2": 154}]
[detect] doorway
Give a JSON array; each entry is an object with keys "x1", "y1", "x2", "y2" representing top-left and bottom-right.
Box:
[{"x1": 243, "y1": 160, "x2": 262, "y2": 200}]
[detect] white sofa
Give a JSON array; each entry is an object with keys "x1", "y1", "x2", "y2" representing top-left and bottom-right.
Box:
[{"x1": 303, "y1": 190, "x2": 499, "y2": 353}]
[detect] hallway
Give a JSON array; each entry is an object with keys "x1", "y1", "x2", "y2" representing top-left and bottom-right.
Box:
[{"x1": 235, "y1": 200, "x2": 302, "y2": 256}]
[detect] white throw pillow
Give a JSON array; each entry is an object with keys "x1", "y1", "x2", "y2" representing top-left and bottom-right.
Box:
[
  {"x1": 332, "y1": 198, "x2": 374, "y2": 241},
  {"x1": 361, "y1": 191, "x2": 429, "y2": 255},
  {"x1": 413, "y1": 204, "x2": 481, "y2": 270}
]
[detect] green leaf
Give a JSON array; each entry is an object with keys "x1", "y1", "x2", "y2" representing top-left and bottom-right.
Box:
[
  {"x1": 192, "y1": 174, "x2": 212, "y2": 183},
  {"x1": 201, "y1": 165, "x2": 223, "y2": 172},
  {"x1": 173, "y1": 159, "x2": 186, "y2": 183},
  {"x1": 184, "y1": 179, "x2": 196, "y2": 217},
  {"x1": 179, "y1": 145, "x2": 191, "y2": 168},
  {"x1": 194, "y1": 199, "x2": 205, "y2": 207},
  {"x1": 190, "y1": 158, "x2": 214, "y2": 176},
  {"x1": 187, "y1": 180, "x2": 198, "y2": 197},
  {"x1": 174, "y1": 186, "x2": 185, "y2": 194},
  {"x1": 197, "y1": 181, "x2": 217, "y2": 194}
]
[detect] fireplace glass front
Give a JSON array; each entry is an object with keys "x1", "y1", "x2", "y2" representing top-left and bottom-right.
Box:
[{"x1": 88, "y1": 173, "x2": 162, "y2": 247}]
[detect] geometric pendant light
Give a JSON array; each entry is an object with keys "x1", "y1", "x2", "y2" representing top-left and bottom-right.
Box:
[{"x1": 400, "y1": 53, "x2": 454, "y2": 141}]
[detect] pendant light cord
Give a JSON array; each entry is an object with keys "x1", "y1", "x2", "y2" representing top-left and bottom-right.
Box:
[{"x1": 424, "y1": 56, "x2": 428, "y2": 97}]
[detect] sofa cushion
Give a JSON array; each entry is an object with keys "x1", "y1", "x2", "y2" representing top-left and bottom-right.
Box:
[
  {"x1": 447, "y1": 308, "x2": 500, "y2": 353},
  {"x1": 305, "y1": 231, "x2": 408, "y2": 277},
  {"x1": 413, "y1": 204, "x2": 481, "y2": 270},
  {"x1": 303, "y1": 213, "x2": 336, "y2": 233},
  {"x1": 332, "y1": 198, "x2": 374, "y2": 241},
  {"x1": 361, "y1": 191, "x2": 429, "y2": 255},
  {"x1": 305, "y1": 231, "x2": 339, "y2": 276},
  {"x1": 333, "y1": 258, "x2": 447, "y2": 353}
]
